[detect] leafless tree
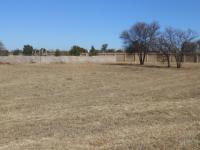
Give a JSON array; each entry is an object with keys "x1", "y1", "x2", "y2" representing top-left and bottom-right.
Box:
[
  {"x1": 156, "y1": 34, "x2": 172, "y2": 67},
  {"x1": 158, "y1": 28, "x2": 198, "y2": 68},
  {"x1": 182, "y1": 41, "x2": 197, "y2": 53},
  {"x1": 121, "y1": 21, "x2": 160, "y2": 65}
]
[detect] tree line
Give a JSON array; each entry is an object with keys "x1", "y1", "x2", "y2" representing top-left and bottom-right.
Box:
[
  {"x1": 0, "y1": 43, "x2": 123, "y2": 57},
  {"x1": 1, "y1": 21, "x2": 200, "y2": 68},
  {"x1": 121, "y1": 21, "x2": 200, "y2": 68}
]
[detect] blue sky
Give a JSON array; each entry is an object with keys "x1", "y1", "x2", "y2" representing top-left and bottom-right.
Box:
[{"x1": 0, "y1": 0, "x2": 200, "y2": 50}]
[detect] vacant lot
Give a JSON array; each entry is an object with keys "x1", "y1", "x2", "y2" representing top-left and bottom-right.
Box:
[{"x1": 0, "y1": 63, "x2": 200, "y2": 150}]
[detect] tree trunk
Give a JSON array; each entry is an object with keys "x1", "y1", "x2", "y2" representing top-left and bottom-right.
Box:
[
  {"x1": 166, "y1": 55, "x2": 171, "y2": 68},
  {"x1": 138, "y1": 53, "x2": 144, "y2": 65},
  {"x1": 175, "y1": 53, "x2": 182, "y2": 69},
  {"x1": 142, "y1": 52, "x2": 146, "y2": 65},
  {"x1": 140, "y1": 57, "x2": 144, "y2": 65},
  {"x1": 177, "y1": 62, "x2": 182, "y2": 68}
]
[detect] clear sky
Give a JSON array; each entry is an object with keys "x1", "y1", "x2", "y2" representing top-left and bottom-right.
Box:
[{"x1": 0, "y1": 0, "x2": 200, "y2": 50}]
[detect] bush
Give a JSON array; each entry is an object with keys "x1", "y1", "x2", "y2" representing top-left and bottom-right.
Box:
[
  {"x1": 13, "y1": 49, "x2": 23, "y2": 55},
  {"x1": 89, "y1": 46, "x2": 98, "y2": 56},
  {"x1": 23, "y1": 45, "x2": 33, "y2": 56},
  {"x1": 69, "y1": 46, "x2": 88, "y2": 56},
  {"x1": 55, "y1": 49, "x2": 61, "y2": 56}
]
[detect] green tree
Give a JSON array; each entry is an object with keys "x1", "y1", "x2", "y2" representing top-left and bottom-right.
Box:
[
  {"x1": 69, "y1": 45, "x2": 87, "y2": 56},
  {"x1": 13, "y1": 49, "x2": 23, "y2": 55},
  {"x1": 107, "y1": 49, "x2": 116, "y2": 53},
  {"x1": 116, "y1": 49, "x2": 123, "y2": 53},
  {"x1": 23, "y1": 45, "x2": 33, "y2": 56},
  {"x1": 101, "y1": 44, "x2": 108, "y2": 52},
  {"x1": 89, "y1": 46, "x2": 97, "y2": 56},
  {"x1": 55, "y1": 49, "x2": 61, "y2": 56}
]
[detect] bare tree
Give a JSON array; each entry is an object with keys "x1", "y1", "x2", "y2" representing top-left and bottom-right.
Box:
[
  {"x1": 157, "y1": 28, "x2": 198, "y2": 68},
  {"x1": 121, "y1": 21, "x2": 160, "y2": 65},
  {"x1": 170, "y1": 28, "x2": 197, "y2": 68},
  {"x1": 156, "y1": 34, "x2": 172, "y2": 67}
]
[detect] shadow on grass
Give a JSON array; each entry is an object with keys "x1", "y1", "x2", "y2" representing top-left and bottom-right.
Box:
[{"x1": 104, "y1": 63, "x2": 176, "y2": 69}]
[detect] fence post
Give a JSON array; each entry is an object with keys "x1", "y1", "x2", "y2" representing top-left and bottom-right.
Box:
[{"x1": 197, "y1": 54, "x2": 199, "y2": 63}]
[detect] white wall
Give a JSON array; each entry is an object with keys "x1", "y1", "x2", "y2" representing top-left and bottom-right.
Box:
[{"x1": 0, "y1": 56, "x2": 116, "y2": 64}]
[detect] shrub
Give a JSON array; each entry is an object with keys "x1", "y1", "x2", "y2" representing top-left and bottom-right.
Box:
[
  {"x1": 23, "y1": 45, "x2": 33, "y2": 56},
  {"x1": 55, "y1": 49, "x2": 61, "y2": 56},
  {"x1": 89, "y1": 46, "x2": 98, "y2": 56},
  {"x1": 13, "y1": 49, "x2": 23, "y2": 55},
  {"x1": 69, "y1": 46, "x2": 88, "y2": 56}
]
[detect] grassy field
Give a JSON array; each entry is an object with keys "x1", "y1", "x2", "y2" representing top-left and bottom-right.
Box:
[{"x1": 0, "y1": 63, "x2": 200, "y2": 150}]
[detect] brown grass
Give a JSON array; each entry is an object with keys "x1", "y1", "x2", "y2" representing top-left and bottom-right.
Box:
[{"x1": 0, "y1": 63, "x2": 200, "y2": 150}]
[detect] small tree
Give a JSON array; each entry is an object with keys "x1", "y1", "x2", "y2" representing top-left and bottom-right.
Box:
[
  {"x1": 107, "y1": 49, "x2": 116, "y2": 53},
  {"x1": 121, "y1": 21, "x2": 160, "y2": 65},
  {"x1": 101, "y1": 44, "x2": 108, "y2": 52},
  {"x1": 55, "y1": 49, "x2": 61, "y2": 56},
  {"x1": 156, "y1": 28, "x2": 198, "y2": 68},
  {"x1": 89, "y1": 46, "x2": 97, "y2": 56},
  {"x1": 69, "y1": 45, "x2": 87, "y2": 56},
  {"x1": 23, "y1": 45, "x2": 33, "y2": 56},
  {"x1": 156, "y1": 35, "x2": 171, "y2": 67},
  {"x1": 156, "y1": 28, "x2": 178, "y2": 68},
  {"x1": 166, "y1": 28, "x2": 197, "y2": 68},
  {"x1": 13, "y1": 49, "x2": 23, "y2": 55}
]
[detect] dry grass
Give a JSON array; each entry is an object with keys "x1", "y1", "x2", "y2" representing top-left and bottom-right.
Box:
[{"x1": 0, "y1": 63, "x2": 200, "y2": 150}]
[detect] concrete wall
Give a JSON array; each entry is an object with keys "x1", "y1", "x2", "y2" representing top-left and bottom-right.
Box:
[
  {"x1": 0, "y1": 56, "x2": 116, "y2": 64},
  {"x1": 116, "y1": 53, "x2": 200, "y2": 63},
  {"x1": 0, "y1": 54, "x2": 199, "y2": 64}
]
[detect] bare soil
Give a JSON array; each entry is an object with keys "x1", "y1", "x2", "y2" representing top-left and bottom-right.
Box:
[{"x1": 0, "y1": 63, "x2": 200, "y2": 150}]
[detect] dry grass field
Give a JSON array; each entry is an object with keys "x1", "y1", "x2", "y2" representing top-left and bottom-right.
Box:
[{"x1": 0, "y1": 63, "x2": 200, "y2": 150}]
